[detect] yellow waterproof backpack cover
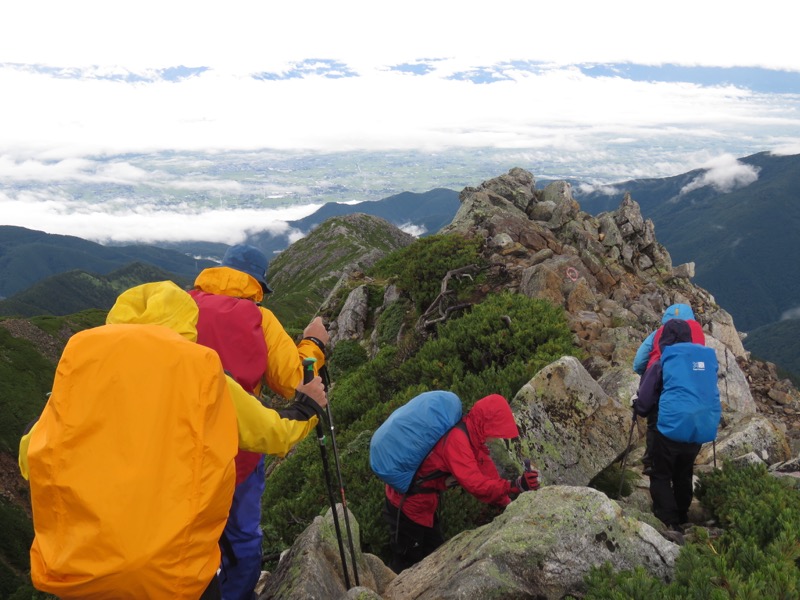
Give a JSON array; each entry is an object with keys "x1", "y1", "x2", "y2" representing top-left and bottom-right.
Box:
[{"x1": 27, "y1": 322, "x2": 238, "y2": 599}]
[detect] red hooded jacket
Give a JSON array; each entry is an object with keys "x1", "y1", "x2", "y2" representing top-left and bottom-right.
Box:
[{"x1": 385, "y1": 394, "x2": 519, "y2": 527}]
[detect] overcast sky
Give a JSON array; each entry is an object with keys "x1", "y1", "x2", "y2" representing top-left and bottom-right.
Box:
[{"x1": 1, "y1": 0, "x2": 799, "y2": 244}]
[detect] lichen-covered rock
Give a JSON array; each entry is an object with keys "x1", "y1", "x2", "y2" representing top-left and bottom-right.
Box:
[
  {"x1": 258, "y1": 504, "x2": 389, "y2": 600},
  {"x1": 329, "y1": 284, "x2": 370, "y2": 349},
  {"x1": 383, "y1": 487, "x2": 679, "y2": 600},
  {"x1": 698, "y1": 413, "x2": 791, "y2": 466},
  {"x1": 511, "y1": 357, "x2": 632, "y2": 486}
]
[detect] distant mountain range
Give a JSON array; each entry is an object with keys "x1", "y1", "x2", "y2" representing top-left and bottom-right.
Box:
[
  {"x1": 0, "y1": 262, "x2": 190, "y2": 318},
  {"x1": 0, "y1": 153, "x2": 797, "y2": 379},
  {"x1": 151, "y1": 188, "x2": 459, "y2": 261},
  {"x1": 246, "y1": 187, "x2": 459, "y2": 258}
]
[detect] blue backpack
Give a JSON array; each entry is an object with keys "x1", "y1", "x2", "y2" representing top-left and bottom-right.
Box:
[
  {"x1": 656, "y1": 343, "x2": 721, "y2": 443},
  {"x1": 369, "y1": 390, "x2": 463, "y2": 494}
]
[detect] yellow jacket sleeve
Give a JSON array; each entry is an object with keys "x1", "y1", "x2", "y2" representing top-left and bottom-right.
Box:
[
  {"x1": 19, "y1": 425, "x2": 35, "y2": 481},
  {"x1": 259, "y1": 307, "x2": 326, "y2": 399},
  {"x1": 226, "y1": 376, "x2": 318, "y2": 456}
]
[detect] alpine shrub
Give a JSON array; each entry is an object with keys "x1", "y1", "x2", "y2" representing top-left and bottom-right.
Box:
[
  {"x1": 328, "y1": 339, "x2": 368, "y2": 379},
  {"x1": 261, "y1": 291, "x2": 581, "y2": 566},
  {"x1": 582, "y1": 462, "x2": 800, "y2": 599},
  {"x1": 370, "y1": 233, "x2": 483, "y2": 312},
  {"x1": 0, "y1": 327, "x2": 54, "y2": 453}
]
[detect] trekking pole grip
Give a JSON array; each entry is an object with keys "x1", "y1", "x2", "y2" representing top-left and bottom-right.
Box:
[
  {"x1": 299, "y1": 358, "x2": 325, "y2": 420},
  {"x1": 302, "y1": 357, "x2": 316, "y2": 385}
]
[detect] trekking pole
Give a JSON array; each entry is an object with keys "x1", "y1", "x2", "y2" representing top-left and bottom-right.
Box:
[
  {"x1": 320, "y1": 365, "x2": 360, "y2": 586},
  {"x1": 302, "y1": 359, "x2": 351, "y2": 589},
  {"x1": 618, "y1": 413, "x2": 637, "y2": 499}
]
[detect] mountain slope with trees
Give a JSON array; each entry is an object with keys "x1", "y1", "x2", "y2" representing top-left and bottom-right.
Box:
[
  {"x1": 0, "y1": 225, "x2": 216, "y2": 299},
  {"x1": 744, "y1": 318, "x2": 800, "y2": 385},
  {"x1": 0, "y1": 262, "x2": 192, "y2": 318}
]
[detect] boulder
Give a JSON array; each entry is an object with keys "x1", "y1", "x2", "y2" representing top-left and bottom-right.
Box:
[
  {"x1": 383, "y1": 487, "x2": 679, "y2": 600},
  {"x1": 330, "y1": 284, "x2": 370, "y2": 348},
  {"x1": 511, "y1": 356, "x2": 632, "y2": 486},
  {"x1": 698, "y1": 412, "x2": 792, "y2": 466},
  {"x1": 258, "y1": 504, "x2": 392, "y2": 600}
]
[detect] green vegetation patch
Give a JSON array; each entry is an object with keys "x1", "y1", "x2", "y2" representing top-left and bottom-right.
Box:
[
  {"x1": 0, "y1": 329, "x2": 54, "y2": 454},
  {"x1": 370, "y1": 233, "x2": 484, "y2": 311},
  {"x1": 260, "y1": 291, "x2": 579, "y2": 567},
  {"x1": 582, "y1": 462, "x2": 800, "y2": 599}
]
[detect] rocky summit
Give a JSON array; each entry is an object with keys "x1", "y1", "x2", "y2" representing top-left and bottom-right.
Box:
[{"x1": 260, "y1": 168, "x2": 800, "y2": 599}]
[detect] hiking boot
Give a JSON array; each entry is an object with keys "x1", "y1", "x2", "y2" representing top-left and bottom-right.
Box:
[
  {"x1": 662, "y1": 527, "x2": 685, "y2": 546},
  {"x1": 661, "y1": 529, "x2": 684, "y2": 546}
]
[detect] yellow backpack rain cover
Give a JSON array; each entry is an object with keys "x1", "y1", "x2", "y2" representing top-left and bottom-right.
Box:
[{"x1": 26, "y1": 283, "x2": 238, "y2": 599}]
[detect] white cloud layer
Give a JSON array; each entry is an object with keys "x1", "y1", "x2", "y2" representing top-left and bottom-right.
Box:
[
  {"x1": 0, "y1": 188, "x2": 322, "y2": 244},
  {"x1": 2, "y1": 1, "x2": 798, "y2": 71},
  {"x1": 0, "y1": 1, "x2": 799, "y2": 244}
]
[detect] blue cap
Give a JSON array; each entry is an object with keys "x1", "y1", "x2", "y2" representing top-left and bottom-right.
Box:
[
  {"x1": 662, "y1": 303, "x2": 694, "y2": 324},
  {"x1": 221, "y1": 244, "x2": 272, "y2": 294}
]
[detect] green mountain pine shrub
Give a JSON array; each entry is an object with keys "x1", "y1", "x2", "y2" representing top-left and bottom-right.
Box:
[
  {"x1": 327, "y1": 339, "x2": 369, "y2": 379},
  {"x1": 589, "y1": 464, "x2": 639, "y2": 500},
  {"x1": 260, "y1": 291, "x2": 580, "y2": 566},
  {"x1": 29, "y1": 310, "x2": 106, "y2": 335},
  {"x1": 0, "y1": 497, "x2": 35, "y2": 599},
  {"x1": 370, "y1": 233, "x2": 484, "y2": 312},
  {"x1": 582, "y1": 462, "x2": 800, "y2": 598},
  {"x1": 0, "y1": 328, "x2": 55, "y2": 454}
]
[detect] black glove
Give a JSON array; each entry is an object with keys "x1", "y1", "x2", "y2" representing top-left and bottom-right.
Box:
[
  {"x1": 514, "y1": 470, "x2": 540, "y2": 492},
  {"x1": 279, "y1": 394, "x2": 325, "y2": 420}
]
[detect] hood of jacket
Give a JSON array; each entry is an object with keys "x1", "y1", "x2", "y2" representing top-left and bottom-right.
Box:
[
  {"x1": 659, "y1": 318, "x2": 692, "y2": 350},
  {"x1": 464, "y1": 394, "x2": 519, "y2": 445},
  {"x1": 193, "y1": 266, "x2": 264, "y2": 303},
  {"x1": 661, "y1": 303, "x2": 695, "y2": 324},
  {"x1": 106, "y1": 280, "x2": 199, "y2": 342}
]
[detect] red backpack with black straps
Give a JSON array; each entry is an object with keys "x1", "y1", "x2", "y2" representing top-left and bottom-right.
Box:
[{"x1": 189, "y1": 290, "x2": 267, "y2": 483}]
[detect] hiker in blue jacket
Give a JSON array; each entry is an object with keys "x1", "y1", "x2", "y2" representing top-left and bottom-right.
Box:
[
  {"x1": 634, "y1": 318, "x2": 718, "y2": 532},
  {"x1": 633, "y1": 303, "x2": 705, "y2": 476}
]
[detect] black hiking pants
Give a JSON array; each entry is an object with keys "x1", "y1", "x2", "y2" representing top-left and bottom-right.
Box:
[
  {"x1": 199, "y1": 573, "x2": 222, "y2": 600},
  {"x1": 649, "y1": 431, "x2": 702, "y2": 527},
  {"x1": 382, "y1": 498, "x2": 444, "y2": 573},
  {"x1": 642, "y1": 410, "x2": 658, "y2": 467}
]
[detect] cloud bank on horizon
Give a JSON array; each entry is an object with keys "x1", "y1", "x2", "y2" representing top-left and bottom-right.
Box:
[{"x1": 1, "y1": 0, "x2": 799, "y2": 244}]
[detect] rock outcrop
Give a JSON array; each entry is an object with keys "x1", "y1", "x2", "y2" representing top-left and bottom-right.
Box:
[{"x1": 260, "y1": 490, "x2": 680, "y2": 600}]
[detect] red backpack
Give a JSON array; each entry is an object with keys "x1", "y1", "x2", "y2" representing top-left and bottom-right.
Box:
[
  {"x1": 646, "y1": 319, "x2": 705, "y2": 370},
  {"x1": 189, "y1": 290, "x2": 268, "y2": 483}
]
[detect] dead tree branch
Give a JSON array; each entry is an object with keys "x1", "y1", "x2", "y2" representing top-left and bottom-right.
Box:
[{"x1": 416, "y1": 264, "x2": 482, "y2": 331}]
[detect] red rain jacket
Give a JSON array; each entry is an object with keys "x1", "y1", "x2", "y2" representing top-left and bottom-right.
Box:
[{"x1": 385, "y1": 394, "x2": 519, "y2": 527}]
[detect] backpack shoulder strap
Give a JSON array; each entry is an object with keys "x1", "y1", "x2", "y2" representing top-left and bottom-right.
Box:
[{"x1": 405, "y1": 420, "x2": 469, "y2": 495}]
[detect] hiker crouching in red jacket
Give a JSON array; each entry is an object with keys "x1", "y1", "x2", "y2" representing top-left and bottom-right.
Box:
[{"x1": 382, "y1": 394, "x2": 539, "y2": 572}]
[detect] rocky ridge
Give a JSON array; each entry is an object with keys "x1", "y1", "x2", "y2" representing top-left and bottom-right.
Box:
[{"x1": 265, "y1": 167, "x2": 800, "y2": 599}]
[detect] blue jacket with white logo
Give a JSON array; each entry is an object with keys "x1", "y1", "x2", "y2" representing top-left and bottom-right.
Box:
[{"x1": 635, "y1": 319, "x2": 720, "y2": 443}]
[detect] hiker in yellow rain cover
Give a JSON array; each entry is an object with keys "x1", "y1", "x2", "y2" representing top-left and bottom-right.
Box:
[{"x1": 19, "y1": 280, "x2": 327, "y2": 600}]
